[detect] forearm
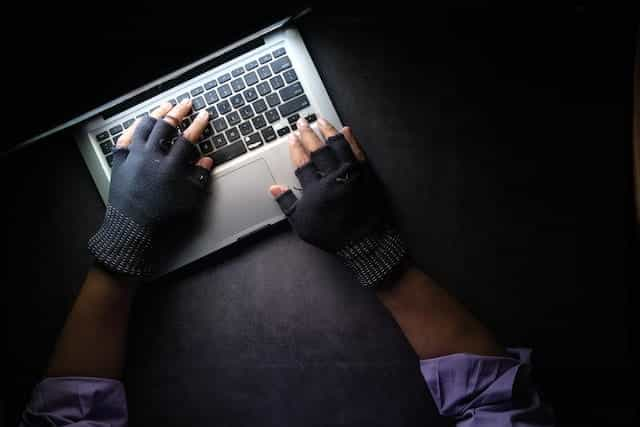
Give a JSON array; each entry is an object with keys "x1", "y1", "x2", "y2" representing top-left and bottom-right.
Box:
[
  {"x1": 47, "y1": 266, "x2": 136, "y2": 379},
  {"x1": 376, "y1": 266, "x2": 503, "y2": 359}
]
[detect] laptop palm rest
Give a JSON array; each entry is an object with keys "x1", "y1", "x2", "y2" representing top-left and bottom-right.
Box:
[{"x1": 154, "y1": 158, "x2": 283, "y2": 276}]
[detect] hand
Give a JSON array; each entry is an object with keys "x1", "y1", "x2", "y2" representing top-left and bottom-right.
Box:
[
  {"x1": 269, "y1": 117, "x2": 407, "y2": 288},
  {"x1": 89, "y1": 100, "x2": 213, "y2": 277}
]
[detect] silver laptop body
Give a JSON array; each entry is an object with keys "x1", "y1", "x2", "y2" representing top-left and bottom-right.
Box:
[{"x1": 74, "y1": 21, "x2": 341, "y2": 275}]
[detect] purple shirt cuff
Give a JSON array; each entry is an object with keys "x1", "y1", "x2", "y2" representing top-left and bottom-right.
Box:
[
  {"x1": 20, "y1": 377, "x2": 127, "y2": 427},
  {"x1": 420, "y1": 348, "x2": 554, "y2": 426}
]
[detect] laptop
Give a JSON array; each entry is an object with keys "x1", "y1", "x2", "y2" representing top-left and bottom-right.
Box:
[{"x1": 13, "y1": 10, "x2": 342, "y2": 276}]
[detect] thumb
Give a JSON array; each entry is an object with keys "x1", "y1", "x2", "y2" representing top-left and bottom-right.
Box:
[{"x1": 269, "y1": 185, "x2": 288, "y2": 198}]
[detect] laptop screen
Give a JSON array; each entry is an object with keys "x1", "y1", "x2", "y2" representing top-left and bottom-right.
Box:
[{"x1": 7, "y1": 4, "x2": 305, "y2": 153}]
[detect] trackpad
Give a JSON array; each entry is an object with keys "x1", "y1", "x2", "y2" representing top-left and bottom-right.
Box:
[
  {"x1": 207, "y1": 159, "x2": 282, "y2": 240},
  {"x1": 157, "y1": 159, "x2": 282, "y2": 275}
]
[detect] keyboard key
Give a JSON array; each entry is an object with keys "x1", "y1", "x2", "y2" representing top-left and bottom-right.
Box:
[
  {"x1": 97, "y1": 131, "x2": 109, "y2": 141},
  {"x1": 278, "y1": 95, "x2": 309, "y2": 117},
  {"x1": 177, "y1": 93, "x2": 190, "y2": 103},
  {"x1": 199, "y1": 139, "x2": 213, "y2": 153},
  {"x1": 245, "y1": 60, "x2": 259, "y2": 70},
  {"x1": 257, "y1": 65, "x2": 272, "y2": 80},
  {"x1": 243, "y1": 87, "x2": 258, "y2": 102},
  {"x1": 271, "y1": 56, "x2": 292, "y2": 73},
  {"x1": 99, "y1": 140, "x2": 113, "y2": 155},
  {"x1": 269, "y1": 75, "x2": 284, "y2": 89},
  {"x1": 231, "y1": 67, "x2": 244, "y2": 77},
  {"x1": 211, "y1": 142, "x2": 247, "y2": 166},
  {"x1": 231, "y1": 78, "x2": 245, "y2": 92},
  {"x1": 266, "y1": 93, "x2": 281, "y2": 107},
  {"x1": 239, "y1": 122, "x2": 253, "y2": 136},
  {"x1": 255, "y1": 82, "x2": 269, "y2": 97},
  {"x1": 279, "y1": 82, "x2": 304, "y2": 101},
  {"x1": 252, "y1": 98, "x2": 267, "y2": 114},
  {"x1": 112, "y1": 135, "x2": 121, "y2": 145},
  {"x1": 239, "y1": 105, "x2": 254, "y2": 120},
  {"x1": 204, "y1": 79, "x2": 218, "y2": 90},
  {"x1": 227, "y1": 111, "x2": 241, "y2": 126},
  {"x1": 212, "y1": 134, "x2": 227, "y2": 148},
  {"x1": 272, "y1": 47, "x2": 286, "y2": 58},
  {"x1": 230, "y1": 94, "x2": 245, "y2": 109},
  {"x1": 206, "y1": 106, "x2": 219, "y2": 119},
  {"x1": 252, "y1": 115, "x2": 267, "y2": 129},
  {"x1": 179, "y1": 117, "x2": 191, "y2": 131},
  {"x1": 192, "y1": 96, "x2": 206, "y2": 111},
  {"x1": 259, "y1": 53, "x2": 272, "y2": 64},
  {"x1": 287, "y1": 114, "x2": 300, "y2": 124},
  {"x1": 217, "y1": 84, "x2": 232, "y2": 98},
  {"x1": 283, "y1": 69, "x2": 298, "y2": 83},
  {"x1": 106, "y1": 154, "x2": 114, "y2": 167},
  {"x1": 212, "y1": 117, "x2": 228, "y2": 132},
  {"x1": 291, "y1": 123, "x2": 298, "y2": 131},
  {"x1": 218, "y1": 73, "x2": 231, "y2": 84},
  {"x1": 245, "y1": 132, "x2": 263, "y2": 150},
  {"x1": 277, "y1": 126, "x2": 291, "y2": 137},
  {"x1": 261, "y1": 126, "x2": 277, "y2": 142},
  {"x1": 205, "y1": 90, "x2": 219, "y2": 105},
  {"x1": 225, "y1": 127, "x2": 240, "y2": 142},
  {"x1": 123, "y1": 119, "x2": 135, "y2": 129},
  {"x1": 109, "y1": 125, "x2": 123, "y2": 135},
  {"x1": 305, "y1": 113, "x2": 317, "y2": 123},
  {"x1": 201, "y1": 124, "x2": 213, "y2": 140},
  {"x1": 216, "y1": 100, "x2": 231, "y2": 114},
  {"x1": 265, "y1": 109, "x2": 280, "y2": 123},
  {"x1": 191, "y1": 86, "x2": 204, "y2": 96},
  {"x1": 244, "y1": 71, "x2": 259, "y2": 86}
]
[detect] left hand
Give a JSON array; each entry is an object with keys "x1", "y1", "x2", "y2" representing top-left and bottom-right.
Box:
[{"x1": 88, "y1": 100, "x2": 214, "y2": 277}]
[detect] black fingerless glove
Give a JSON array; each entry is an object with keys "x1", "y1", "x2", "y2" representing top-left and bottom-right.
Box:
[
  {"x1": 275, "y1": 134, "x2": 408, "y2": 288},
  {"x1": 88, "y1": 117, "x2": 210, "y2": 277}
]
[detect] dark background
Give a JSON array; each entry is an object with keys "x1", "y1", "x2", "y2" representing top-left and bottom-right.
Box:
[{"x1": 3, "y1": 2, "x2": 638, "y2": 426}]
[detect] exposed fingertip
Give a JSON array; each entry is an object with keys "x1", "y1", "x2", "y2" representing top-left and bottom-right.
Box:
[
  {"x1": 196, "y1": 156, "x2": 214, "y2": 170},
  {"x1": 318, "y1": 117, "x2": 329, "y2": 127},
  {"x1": 197, "y1": 110, "x2": 209, "y2": 120},
  {"x1": 297, "y1": 117, "x2": 309, "y2": 129},
  {"x1": 288, "y1": 133, "x2": 298, "y2": 145},
  {"x1": 269, "y1": 185, "x2": 287, "y2": 198},
  {"x1": 180, "y1": 98, "x2": 191, "y2": 105}
]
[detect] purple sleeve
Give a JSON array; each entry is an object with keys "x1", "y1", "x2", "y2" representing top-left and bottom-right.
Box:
[
  {"x1": 420, "y1": 348, "x2": 555, "y2": 426},
  {"x1": 19, "y1": 377, "x2": 127, "y2": 427}
]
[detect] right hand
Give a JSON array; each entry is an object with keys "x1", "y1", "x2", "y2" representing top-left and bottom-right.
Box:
[
  {"x1": 269, "y1": 116, "x2": 381, "y2": 252},
  {"x1": 269, "y1": 117, "x2": 408, "y2": 288}
]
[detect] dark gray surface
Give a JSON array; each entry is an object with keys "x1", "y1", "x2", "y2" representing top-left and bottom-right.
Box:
[{"x1": 4, "y1": 9, "x2": 637, "y2": 427}]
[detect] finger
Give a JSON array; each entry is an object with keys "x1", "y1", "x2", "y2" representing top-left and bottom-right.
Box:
[
  {"x1": 342, "y1": 126, "x2": 366, "y2": 162},
  {"x1": 150, "y1": 102, "x2": 173, "y2": 119},
  {"x1": 288, "y1": 133, "x2": 310, "y2": 167},
  {"x1": 196, "y1": 156, "x2": 213, "y2": 170},
  {"x1": 163, "y1": 98, "x2": 192, "y2": 127},
  {"x1": 326, "y1": 133, "x2": 356, "y2": 164},
  {"x1": 182, "y1": 110, "x2": 210, "y2": 143},
  {"x1": 296, "y1": 117, "x2": 324, "y2": 152},
  {"x1": 269, "y1": 184, "x2": 288, "y2": 198},
  {"x1": 115, "y1": 119, "x2": 140, "y2": 149},
  {"x1": 275, "y1": 189, "x2": 298, "y2": 215},
  {"x1": 317, "y1": 117, "x2": 339, "y2": 139}
]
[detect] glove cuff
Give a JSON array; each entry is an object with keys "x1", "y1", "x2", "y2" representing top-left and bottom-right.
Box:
[
  {"x1": 336, "y1": 227, "x2": 408, "y2": 288},
  {"x1": 88, "y1": 205, "x2": 154, "y2": 277}
]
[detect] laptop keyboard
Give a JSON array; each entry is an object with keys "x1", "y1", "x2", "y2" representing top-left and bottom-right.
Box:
[{"x1": 95, "y1": 47, "x2": 316, "y2": 169}]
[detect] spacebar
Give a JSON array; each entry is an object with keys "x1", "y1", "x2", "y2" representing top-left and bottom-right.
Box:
[{"x1": 211, "y1": 142, "x2": 247, "y2": 166}]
